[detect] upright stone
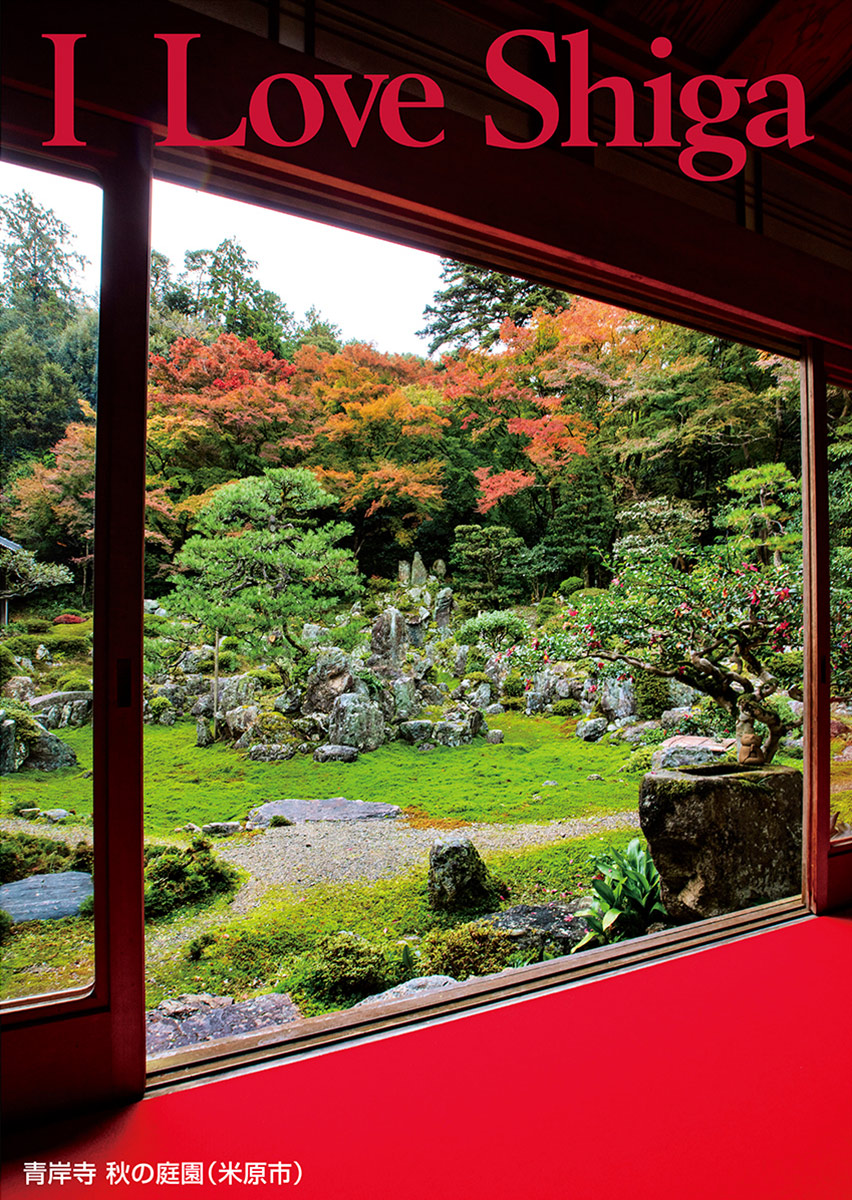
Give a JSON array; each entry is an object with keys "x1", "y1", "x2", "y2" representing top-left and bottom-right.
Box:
[
  {"x1": 435, "y1": 586, "x2": 454, "y2": 629},
  {"x1": 410, "y1": 551, "x2": 428, "y2": 587},
  {"x1": 0, "y1": 715, "x2": 17, "y2": 775},
  {"x1": 301, "y1": 650, "x2": 358, "y2": 714},
  {"x1": 398, "y1": 560, "x2": 411, "y2": 586},
  {"x1": 329, "y1": 692, "x2": 386, "y2": 752},
  {"x1": 428, "y1": 834, "x2": 497, "y2": 910},
  {"x1": 432, "y1": 559, "x2": 447, "y2": 579},
  {"x1": 371, "y1": 607, "x2": 408, "y2": 666}
]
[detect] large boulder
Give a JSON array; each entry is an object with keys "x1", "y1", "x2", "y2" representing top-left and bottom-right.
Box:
[
  {"x1": 598, "y1": 676, "x2": 636, "y2": 721},
  {"x1": 639, "y1": 764, "x2": 803, "y2": 922},
  {"x1": 483, "y1": 904, "x2": 590, "y2": 958},
  {"x1": 190, "y1": 673, "x2": 260, "y2": 719},
  {"x1": 434, "y1": 586, "x2": 454, "y2": 630},
  {"x1": 313, "y1": 743, "x2": 359, "y2": 763},
  {"x1": 328, "y1": 692, "x2": 385, "y2": 752},
  {"x1": 22, "y1": 729, "x2": 77, "y2": 771},
  {"x1": 428, "y1": 834, "x2": 497, "y2": 910},
  {"x1": 390, "y1": 677, "x2": 419, "y2": 721},
  {"x1": 224, "y1": 705, "x2": 259, "y2": 739},
  {"x1": 431, "y1": 720, "x2": 471, "y2": 748},
  {"x1": 0, "y1": 715, "x2": 17, "y2": 774},
  {"x1": 247, "y1": 796, "x2": 400, "y2": 827},
  {"x1": 576, "y1": 717, "x2": 608, "y2": 742},
  {"x1": 371, "y1": 607, "x2": 408, "y2": 666},
  {"x1": 650, "y1": 736, "x2": 733, "y2": 769},
  {"x1": 399, "y1": 719, "x2": 434, "y2": 743},
  {"x1": 301, "y1": 650, "x2": 360, "y2": 714},
  {"x1": 0, "y1": 871, "x2": 92, "y2": 921},
  {"x1": 2, "y1": 676, "x2": 35, "y2": 703},
  {"x1": 410, "y1": 551, "x2": 428, "y2": 586}
]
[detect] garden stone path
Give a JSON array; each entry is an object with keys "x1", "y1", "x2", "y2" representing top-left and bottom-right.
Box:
[{"x1": 215, "y1": 809, "x2": 639, "y2": 915}]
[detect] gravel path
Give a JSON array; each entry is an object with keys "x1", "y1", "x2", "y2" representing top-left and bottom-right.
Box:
[{"x1": 214, "y1": 810, "x2": 639, "y2": 914}]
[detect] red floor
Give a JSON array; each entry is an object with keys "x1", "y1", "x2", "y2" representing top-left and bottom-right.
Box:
[{"x1": 3, "y1": 913, "x2": 851, "y2": 1200}]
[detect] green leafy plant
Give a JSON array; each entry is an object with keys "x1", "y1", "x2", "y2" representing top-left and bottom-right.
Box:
[
  {"x1": 420, "y1": 922, "x2": 515, "y2": 980},
  {"x1": 552, "y1": 698, "x2": 581, "y2": 717},
  {"x1": 143, "y1": 837, "x2": 239, "y2": 921},
  {"x1": 457, "y1": 610, "x2": 528, "y2": 652},
  {"x1": 276, "y1": 931, "x2": 405, "y2": 1012},
  {"x1": 572, "y1": 838, "x2": 668, "y2": 953}
]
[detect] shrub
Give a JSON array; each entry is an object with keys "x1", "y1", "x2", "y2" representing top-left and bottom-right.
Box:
[
  {"x1": 559, "y1": 576, "x2": 584, "y2": 598},
  {"x1": 501, "y1": 697, "x2": 525, "y2": 711},
  {"x1": 57, "y1": 673, "x2": 92, "y2": 692},
  {"x1": 623, "y1": 746, "x2": 656, "y2": 774},
  {"x1": 572, "y1": 839, "x2": 668, "y2": 953},
  {"x1": 457, "y1": 610, "x2": 528, "y2": 652},
  {"x1": 78, "y1": 895, "x2": 95, "y2": 917},
  {"x1": 0, "y1": 833, "x2": 94, "y2": 883},
  {"x1": 269, "y1": 815, "x2": 293, "y2": 828},
  {"x1": 552, "y1": 698, "x2": 581, "y2": 717},
  {"x1": 278, "y1": 931, "x2": 403, "y2": 1009},
  {"x1": 501, "y1": 670, "x2": 525, "y2": 699},
  {"x1": 0, "y1": 644, "x2": 17, "y2": 688},
  {"x1": 420, "y1": 923, "x2": 515, "y2": 980},
  {"x1": 53, "y1": 614, "x2": 85, "y2": 625},
  {"x1": 0, "y1": 909, "x2": 12, "y2": 944},
  {"x1": 326, "y1": 617, "x2": 369, "y2": 653},
  {"x1": 634, "y1": 673, "x2": 671, "y2": 719},
  {"x1": 245, "y1": 668, "x2": 279, "y2": 689},
  {"x1": 0, "y1": 699, "x2": 43, "y2": 750},
  {"x1": 537, "y1": 595, "x2": 558, "y2": 625},
  {"x1": 143, "y1": 837, "x2": 239, "y2": 921},
  {"x1": 252, "y1": 711, "x2": 291, "y2": 741},
  {"x1": 464, "y1": 671, "x2": 491, "y2": 685},
  {"x1": 148, "y1": 695, "x2": 173, "y2": 719},
  {"x1": 17, "y1": 618, "x2": 52, "y2": 633}
]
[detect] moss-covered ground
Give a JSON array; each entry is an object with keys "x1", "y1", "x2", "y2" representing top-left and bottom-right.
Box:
[{"x1": 3, "y1": 712, "x2": 640, "y2": 836}]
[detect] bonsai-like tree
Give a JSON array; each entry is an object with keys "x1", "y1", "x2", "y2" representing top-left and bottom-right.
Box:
[
  {"x1": 0, "y1": 544, "x2": 73, "y2": 624},
  {"x1": 170, "y1": 468, "x2": 361, "y2": 726}
]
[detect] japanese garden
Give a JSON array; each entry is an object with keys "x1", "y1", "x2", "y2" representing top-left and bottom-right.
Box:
[{"x1": 1, "y1": 186, "x2": 849, "y2": 1051}]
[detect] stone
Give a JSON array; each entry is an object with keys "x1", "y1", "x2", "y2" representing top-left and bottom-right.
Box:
[
  {"x1": 246, "y1": 796, "x2": 400, "y2": 828},
  {"x1": 587, "y1": 773, "x2": 604, "y2": 781},
  {"x1": 483, "y1": 904, "x2": 590, "y2": 957},
  {"x1": 2, "y1": 676, "x2": 35, "y2": 703},
  {"x1": 301, "y1": 622, "x2": 324, "y2": 644},
  {"x1": 397, "y1": 560, "x2": 411, "y2": 586},
  {"x1": 0, "y1": 871, "x2": 93, "y2": 922},
  {"x1": 201, "y1": 821, "x2": 242, "y2": 837},
  {"x1": 618, "y1": 720, "x2": 663, "y2": 746},
  {"x1": 639, "y1": 764, "x2": 803, "y2": 922},
  {"x1": 246, "y1": 743, "x2": 296, "y2": 762},
  {"x1": 390, "y1": 677, "x2": 419, "y2": 721},
  {"x1": 35, "y1": 643, "x2": 52, "y2": 662},
  {"x1": 486, "y1": 729, "x2": 504, "y2": 744},
  {"x1": 44, "y1": 808, "x2": 71, "y2": 822},
  {"x1": 434, "y1": 586, "x2": 453, "y2": 630},
  {"x1": 273, "y1": 687, "x2": 302, "y2": 715},
  {"x1": 453, "y1": 645, "x2": 469, "y2": 677},
  {"x1": 410, "y1": 551, "x2": 428, "y2": 586},
  {"x1": 195, "y1": 718, "x2": 214, "y2": 748},
  {"x1": 432, "y1": 720, "x2": 471, "y2": 748},
  {"x1": 598, "y1": 676, "x2": 636, "y2": 721},
  {"x1": 22, "y1": 730, "x2": 77, "y2": 771},
  {"x1": 329, "y1": 692, "x2": 385, "y2": 752},
  {"x1": 313, "y1": 743, "x2": 359, "y2": 763},
  {"x1": 469, "y1": 682, "x2": 491, "y2": 708},
  {"x1": 0, "y1": 717, "x2": 16, "y2": 775},
  {"x1": 406, "y1": 614, "x2": 428, "y2": 648},
  {"x1": 370, "y1": 607, "x2": 409, "y2": 667},
  {"x1": 780, "y1": 735, "x2": 804, "y2": 759},
  {"x1": 301, "y1": 651, "x2": 359, "y2": 715},
  {"x1": 485, "y1": 703, "x2": 505, "y2": 716},
  {"x1": 650, "y1": 736, "x2": 733, "y2": 770},
  {"x1": 399, "y1": 719, "x2": 434, "y2": 743},
  {"x1": 190, "y1": 674, "x2": 261, "y2": 719},
  {"x1": 355, "y1": 975, "x2": 457, "y2": 1007},
  {"x1": 431, "y1": 559, "x2": 447, "y2": 579},
  {"x1": 29, "y1": 691, "x2": 93, "y2": 730},
  {"x1": 428, "y1": 834, "x2": 497, "y2": 910},
  {"x1": 576, "y1": 717, "x2": 608, "y2": 742},
  {"x1": 224, "y1": 705, "x2": 259, "y2": 738},
  {"x1": 660, "y1": 706, "x2": 693, "y2": 729},
  {"x1": 147, "y1": 992, "x2": 301, "y2": 1058},
  {"x1": 178, "y1": 644, "x2": 216, "y2": 673}
]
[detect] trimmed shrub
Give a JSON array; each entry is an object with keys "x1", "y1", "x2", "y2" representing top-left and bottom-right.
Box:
[
  {"x1": 53, "y1": 614, "x2": 85, "y2": 625},
  {"x1": 57, "y1": 673, "x2": 92, "y2": 692},
  {"x1": 0, "y1": 699, "x2": 43, "y2": 750},
  {"x1": 552, "y1": 698, "x2": 581, "y2": 717},
  {"x1": 245, "y1": 668, "x2": 279, "y2": 689},
  {"x1": 501, "y1": 670, "x2": 525, "y2": 699},
  {"x1": 420, "y1": 923, "x2": 515, "y2": 980},
  {"x1": 279, "y1": 931, "x2": 403, "y2": 1009},
  {"x1": 537, "y1": 595, "x2": 558, "y2": 625},
  {"x1": 464, "y1": 671, "x2": 491, "y2": 685},
  {"x1": 0, "y1": 909, "x2": 12, "y2": 944},
  {"x1": 148, "y1": 695, "x2": 173, "y2": 719},
  {"x1": 501, "y1": 697, "x2": 525, "y2": 711},
  {"x1": 559, "y1": 576, "x2": 584, "y2": 598},
  {"x1": 634, "y1": 673, "x2": 671, "y2": 719},
  {"x1": 17, "y1": 618, "x2": 52, "y2": 633}
]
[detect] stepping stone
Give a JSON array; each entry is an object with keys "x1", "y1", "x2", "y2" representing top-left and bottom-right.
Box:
[
  {"x1": 246, "y1": 797, "x2": 400, "y2": 827},
  {"x1": 0, "y1": 871, "x2": 93, "y2": 922}
]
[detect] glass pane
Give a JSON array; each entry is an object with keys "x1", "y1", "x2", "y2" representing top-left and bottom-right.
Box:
[
  {"x1": 0, "y1": 163, "x2": 101, "y2": 1001},
  {"x1": 141, "y1": 183, "x2": 804, "y2": 1061},
  {"x1": 828, "y1": 386, "x2": 852, "y2": 842}
]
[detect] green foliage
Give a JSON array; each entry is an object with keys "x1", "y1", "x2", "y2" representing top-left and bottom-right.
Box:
[
  {"x1": 0, "y1": 908, "x2": 12, "y2": 944},
  {"x1": 572, "y1": 839, "x2": 668, "y2": 953},
  {"x1": 623, "y1": 746, "x2": 657, "y2": 774},
  {"x1": 245, "y1": 668, "x2": 279, "y2": 689},
  {"x1": 0, "y1": 698, "x2": 43, "y2": 750},
  {"x1": 277, "y1": 931, "x2": 405, "y2": 1012},
  {"x1": 559, "y1": 576, "x2": 584, "y2": 598},
  {"x1": 537, "y1": 595, "x2": 558, "y2": 625},
  {"x1": 464, "y1": 671, "x2": 491, "y2": 685},
  {"x1": 269, "y1": 815, "x2": 293, "y2": 828},
  {"x1": 420, "y1": 923, "x2": 515, "y2": 980},
  {"x1": 0, "y1": 643, "x2": 16, "y2": 688},
  {"x1": 501, "y1": 670, "x2": 525, "y2": 699},
  {"x1": 634, "y1": 673, "x2": 671, "y2": 719},
  {"x1": 501, "y1": 697, "x2": 525, "y2": 710},
  {"x1": 148, "y1": 695, "x2": 173, "y2": 719},
  {"x1": 552, "y1": 698, "x2": 580, "y2": 717},
  {"x1": 16, "y1": 617, "x2": 52, "y2": 633},
  {"x1": 457, "y1": 610, "x2": 527, "y2": 652},
  {"x1": 143, "y1": 837, "x2": 239, "y2": 921},
  {"x1": 57, "y1": 673, "x2": 92, "y2": 692},
  {"x1": 325, "y1": 616, "x2": 369, "y2": 653},
  {"x1": 0, "y1": 833, "x2": 93, "y2": 884},
  {"x1": 0, "y1": 546, "x2": 74, "y2": 604}
]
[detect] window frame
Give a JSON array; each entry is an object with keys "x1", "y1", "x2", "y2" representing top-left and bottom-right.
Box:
[{"x1": 1, "y1": 62, "x2": 849, "y2": 1121}]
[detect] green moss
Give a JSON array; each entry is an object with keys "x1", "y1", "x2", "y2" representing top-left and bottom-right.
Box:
[{"x1": 420, "y1": 923, "x2": 515, "y2": 980}]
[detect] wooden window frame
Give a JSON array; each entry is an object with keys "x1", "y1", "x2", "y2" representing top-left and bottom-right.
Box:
[{"x1": 2, "y1": 68, "x2": 850, "y2": 1122}]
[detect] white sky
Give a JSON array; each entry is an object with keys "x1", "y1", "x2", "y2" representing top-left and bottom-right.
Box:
[{"x1": 0, "y1": 160, "x2": 444, "y2": 354}]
